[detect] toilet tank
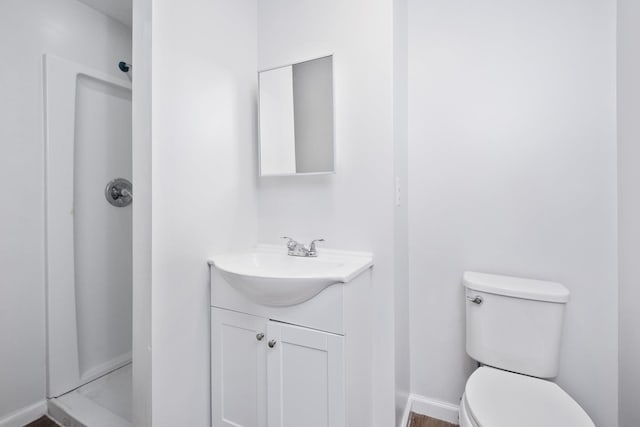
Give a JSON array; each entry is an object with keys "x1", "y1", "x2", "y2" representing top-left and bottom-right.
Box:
[{"x1": 463, "y1": 272, "x2": 570, "y2": 378}]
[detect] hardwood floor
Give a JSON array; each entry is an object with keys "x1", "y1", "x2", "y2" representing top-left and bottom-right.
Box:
[
  {"x1": 26, "y1": 412, "x2": 455, "y2": 427},
  {"x1": 23, "y1": 416, "x2": 59, "y2": 427},
  {"x1": 409, "y1": 412, "x2": 459, "y2": 427}
]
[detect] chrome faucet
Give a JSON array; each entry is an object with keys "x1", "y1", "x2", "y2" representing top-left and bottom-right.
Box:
[{"x1": 281, "y1": 237, "x2": 325, "y2": 257}]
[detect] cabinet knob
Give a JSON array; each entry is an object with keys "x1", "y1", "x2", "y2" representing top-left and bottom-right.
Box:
[
  {"x1": 256, "y1": 333, "x2": 265, "y2": 341},
  {"x1": 268, "y1": 339, "x2": 277, "y2": 348}
]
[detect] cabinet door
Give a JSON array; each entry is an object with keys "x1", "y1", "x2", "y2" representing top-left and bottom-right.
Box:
[
  {"x1": 267, "y1": 321, "x2": 344, "y2": 427},
  {"x1": 212, "y1": 308, "x2": 267, "y2": 427}
]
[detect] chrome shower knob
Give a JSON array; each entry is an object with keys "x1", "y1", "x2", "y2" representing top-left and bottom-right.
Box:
[{"x1": 105, "y1": 178, "x2": 133, "y2": 207}]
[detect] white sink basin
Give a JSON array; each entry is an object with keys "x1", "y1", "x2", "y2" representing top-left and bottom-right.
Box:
[{"x1": 209, "y1": 246, "x2": 373, "y2": 306}]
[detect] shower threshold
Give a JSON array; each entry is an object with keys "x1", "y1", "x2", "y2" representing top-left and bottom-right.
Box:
[{"x1": 48, "y1": 363, "x2": 132, "y2": 427}]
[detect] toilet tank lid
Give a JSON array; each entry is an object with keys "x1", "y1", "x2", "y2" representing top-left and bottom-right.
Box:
[{"x1": 463, "y1": 272, "x2": 570, "y2": 303}]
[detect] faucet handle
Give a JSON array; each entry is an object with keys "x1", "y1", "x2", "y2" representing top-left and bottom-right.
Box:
[
  {"x1": 308, "y1": 239, "x2": 325, "y2": 256},
  {"x1": 281, "y1": 236, "x2": 298, "y2": 251}
]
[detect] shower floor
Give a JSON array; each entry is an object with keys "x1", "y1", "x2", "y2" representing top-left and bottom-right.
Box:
[{"x1": 49, "y1": 364, "x2": 132, "y2": 427}]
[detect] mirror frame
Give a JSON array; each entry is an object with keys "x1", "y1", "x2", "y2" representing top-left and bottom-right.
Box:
[{"x1": 257, "y1": 54, "x2": 336, "y2": 177}]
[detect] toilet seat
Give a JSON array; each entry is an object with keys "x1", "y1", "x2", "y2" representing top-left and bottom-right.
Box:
[{"x1": 464, "y1": 367, "x2": 594, "y2": 427}]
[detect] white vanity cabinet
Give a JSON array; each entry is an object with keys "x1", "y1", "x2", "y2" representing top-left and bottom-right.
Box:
[
  {"x1": 211, "y1": 307, "x2": 345, "y2": 427},
  {"x1": 266, "y1": 319, "x2": 344, "y2": 427},
  {"x1": 209, "y1": 247, "x2": 374, "y2": 427},
  {"x1": 211, "y1": 308, "x2": 267, "y2": 427}
]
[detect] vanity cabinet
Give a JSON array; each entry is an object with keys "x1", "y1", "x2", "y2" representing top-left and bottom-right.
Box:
[
  {"x1": 211, "y1": 307, "x2": 345, "y2": 427},
  {"x1": 211, "y1": 308, "x2": 267, "y2": 427}
]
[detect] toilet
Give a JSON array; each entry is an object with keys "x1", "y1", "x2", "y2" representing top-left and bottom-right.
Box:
[{"x1": 459, "y1": 272, "x2": 595, "y2": 427}]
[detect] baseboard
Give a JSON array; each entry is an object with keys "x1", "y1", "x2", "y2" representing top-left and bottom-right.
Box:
[
  {"x1": 399, "y1": 395, "x2": 412, "y2": 427},
  {"x1": 0, "y1": 400, "x2": 47, "y2": 427},
  {"x1": 401, "y1": 394, "x2": 460, "y2": 426}
]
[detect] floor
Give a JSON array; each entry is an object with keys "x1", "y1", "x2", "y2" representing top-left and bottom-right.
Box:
[
  {"x1": 409, "y1": 412, "x2": 459, "y2": 427},
  {"x1": 74, "y1": 364, "x2": 132, "y2": 421},
  {"x1": 24, "y1": 417, "x2": 59, "y2": 427},
  {"x1": 48, "y1": 364, "x2": 132, "y2": 427},
  {"x1": 30, "y1": 400, "x2": 453, "y2": 427}
]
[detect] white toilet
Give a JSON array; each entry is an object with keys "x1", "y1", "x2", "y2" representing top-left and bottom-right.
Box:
[{"x1": 459, "y1": 272, "x2": 595, "y2": 427}]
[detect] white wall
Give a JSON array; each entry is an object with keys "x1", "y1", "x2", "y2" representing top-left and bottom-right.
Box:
[
  {"x1": 618, "y1": 0, "x2": 640, "y2": 425},
  {"x1": 73, "y1": 74, "x2": 132, "y2": 379},
  {"x1": 407, "y1": 1, "x2": 618, "y2": 426},
  {"x1": 150, "y1": 0, "x2": 258, "y2": 425},
  {"x1": 393, "y1": 0, "x2": 411, "y2": 424},
  {"x1": 256, "y1": 0, "x2": 397, "y2": 425},
  {"x1": 131, "y1": 0, "x2": 152, "y2": 424},
  {"x1": 0, "y1": 1, "x2": 131, "y2": 423}
]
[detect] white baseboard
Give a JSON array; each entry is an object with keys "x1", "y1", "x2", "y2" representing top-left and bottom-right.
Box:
[
  {"x1": 399, "y1": 395, "x2": 413, "y2": 427},
  {"x1": 0, "y1": 400, "x2": 47, "y2": 427},
  {"x1": 401, "y1": 394, "x2": 460, "y2": 426}
]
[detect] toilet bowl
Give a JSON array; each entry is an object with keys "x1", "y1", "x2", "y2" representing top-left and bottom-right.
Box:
[
  {"x1": 461, "y1": 272, "x2": 595, "y2": 427},
  {"x1": 458, "y1": 367, "x2": 594, "y2": 427}
]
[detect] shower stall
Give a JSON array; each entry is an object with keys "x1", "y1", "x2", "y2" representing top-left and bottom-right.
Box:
[{"x1": 43, "y1": 54, "x2": 133, "y2": 427}]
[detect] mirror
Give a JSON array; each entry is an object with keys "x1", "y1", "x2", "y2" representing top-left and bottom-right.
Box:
[{"x1": 258, "y1": 55, "x2": 334, "y2": 176}]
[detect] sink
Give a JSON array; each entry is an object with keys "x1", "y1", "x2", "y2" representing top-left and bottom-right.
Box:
[{"x1": 209, "y1": 245, "x2": 373, "y2": 306}]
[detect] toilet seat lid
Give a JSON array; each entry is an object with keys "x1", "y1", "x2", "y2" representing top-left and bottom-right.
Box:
[{"x1": 465, "y1": 367, "x2": 594, "y2": 427}]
